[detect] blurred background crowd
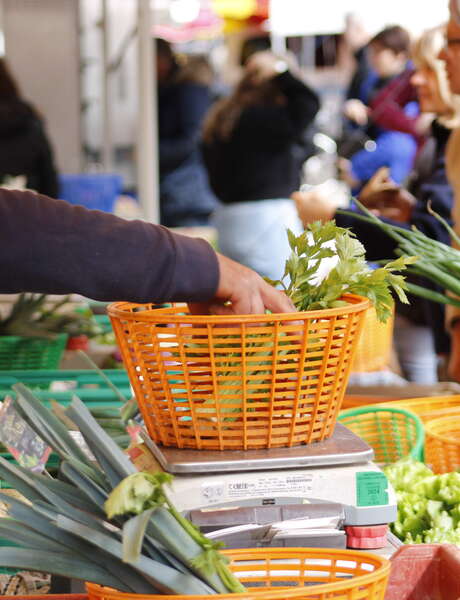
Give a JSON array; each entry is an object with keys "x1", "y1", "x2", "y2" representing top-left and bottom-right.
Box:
[{"x1": 2, "y1": 0, "x2": 460, "y2": 385}]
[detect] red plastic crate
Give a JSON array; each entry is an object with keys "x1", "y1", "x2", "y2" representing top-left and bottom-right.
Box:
[{"x1": 385, "y1": 544, "x2": 460, "y2": 600}]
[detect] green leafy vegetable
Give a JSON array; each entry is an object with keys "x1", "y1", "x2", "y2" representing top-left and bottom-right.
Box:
[
  {"x1": 269, "y1": 222, "x2": 416, "y2": 321},
  {"x1": 384, "y1": 457, "x2": 460, "y2": 545}
]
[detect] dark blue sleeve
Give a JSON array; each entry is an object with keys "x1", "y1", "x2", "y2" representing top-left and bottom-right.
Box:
[
  {"x1": 0, "y1": 189, "x2": 219, "y2": 303},
  {"x1": 159, "y1": 83, "x2": 212, "y2": 172}
]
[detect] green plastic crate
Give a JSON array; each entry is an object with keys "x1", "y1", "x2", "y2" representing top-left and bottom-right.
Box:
[
  {"x1": 0, "y1": 334, "x2": 68, "y2": 370},
  {"x1": 0, "y1": 369, "x2": 131, "y2": 406},
  {"x1": 0, "y1": 369, "x2": 132, "y2": 471}
]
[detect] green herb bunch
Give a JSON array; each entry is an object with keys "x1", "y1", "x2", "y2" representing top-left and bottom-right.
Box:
[
  {"x1": 267, "y1": 221, "x2": 416, "y2": 322},
  {"x1": 0, "y1": 294, "x2": 102, "y2": 339}
]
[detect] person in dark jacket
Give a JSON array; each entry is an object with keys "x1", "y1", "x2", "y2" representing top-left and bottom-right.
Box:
[
  {"x1": 156, "y1": 39, "x2": 218, "y2": 228},
  {"x1": 202, "y1": 50, "x2": 320, "y2": 280},
  {"x1": 0, "y1": 58, "x2": 58, "y2": 198},
  {"x1": 294, "y1": 25, "x2": 460, "y2": 383},
  {"x1": 0, "y1": 188, "x2": 295, "y2": 317}
]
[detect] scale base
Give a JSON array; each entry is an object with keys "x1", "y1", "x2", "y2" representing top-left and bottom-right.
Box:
[{"x1": 141, "y1": 423, "x2": 374, "y2": 474}]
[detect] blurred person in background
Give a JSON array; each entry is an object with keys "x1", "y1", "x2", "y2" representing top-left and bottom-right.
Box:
[
  {"x1": 202, "y1": 50, "x2": 319, "y2": 280},
  {"x1": 339, "y1": 25, "x2": 420, "y2": 192},
  {"x1": 156, "y1": 39, "x2": 218, "y2": 228},
  {"x1": 0, "y1": 57, "x2": 58, "y2": 197},
  {"x1": 294, "y1": 25, "x2": 460, "y2": 384},
  {"x1": 439, "y1": 0, "x2": 460, "y2": 380}
]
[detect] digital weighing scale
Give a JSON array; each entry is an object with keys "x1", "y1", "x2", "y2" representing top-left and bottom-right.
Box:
[{"x1": 141, "y1": 423, "x2": 397, "y2": 529}]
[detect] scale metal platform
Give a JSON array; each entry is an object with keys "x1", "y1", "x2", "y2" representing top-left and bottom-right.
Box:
[{"x1": 141, "y1": 424, "x2": 397, "y2": 527}]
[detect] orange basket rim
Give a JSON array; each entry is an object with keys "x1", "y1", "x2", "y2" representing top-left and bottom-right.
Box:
[
  {"x1": 425, "y1": 414, "x2": 460, "y2": 443},
  {"x1": 107, "y1": 294, "x2": 370, "y2": 324},
  {"x1": 86, "y1": 548, "x2": 389, "y2": 600}
]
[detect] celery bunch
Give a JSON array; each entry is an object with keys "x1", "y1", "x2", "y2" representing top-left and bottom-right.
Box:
[{"x1": 267, "y1": 221, "x2": 416, "y2": 322}]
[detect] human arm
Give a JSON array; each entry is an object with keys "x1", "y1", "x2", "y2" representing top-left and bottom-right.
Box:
[
  {"x1": 0, "y1": 189, "x2": 294, "y2": 314},
  {"x1": 369, "y1": 69, "x2": 420, "y2": 137}
]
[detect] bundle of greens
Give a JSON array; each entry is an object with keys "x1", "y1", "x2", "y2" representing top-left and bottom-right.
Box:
[
  {"x1": 0, "y1": 384, "x2": 244, "y2": 595},
  {"x1": 268, "y1": 221, "x2": 415, "y2": 322},
  {"x1": 0, "y1": 294, "x2": 102, "y2": 339},
  {"x1": 384, "y1": 458, "x2": 460, "y2": 545},
  {"x1": 337, "y1": 201, "x2": 460, "y2": 309}
]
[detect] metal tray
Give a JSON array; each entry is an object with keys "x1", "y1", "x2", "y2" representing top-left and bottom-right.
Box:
[{"x1": 141, "y1": 424, "x2": 373, "y2": 474}]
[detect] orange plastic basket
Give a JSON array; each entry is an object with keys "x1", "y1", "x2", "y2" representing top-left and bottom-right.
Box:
[
  {"x1": 357, "y1": 395, "x2": 460, "y2": 423},
  {"x1": 351, "y1": 306, "x2": 394, "y2": 373},
  {"x1": 424, "y1": 414, "x2": 460, "y2": 473},
  {"x1": 87, "y1": 547, "x2": 390, "y2": 600},
  {"x1": 108, "y1": 295, "x2": 368, "y2": 450}
]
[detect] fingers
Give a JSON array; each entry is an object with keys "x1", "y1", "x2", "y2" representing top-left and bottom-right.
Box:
[
  {"x1": 197, "y1": 252, "x2": 298, "y2": 317},
  {"x1": 261, "y1": 284, "x2": 296, "y2": 314}
]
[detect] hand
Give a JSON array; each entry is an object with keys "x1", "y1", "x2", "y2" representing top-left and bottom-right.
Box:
[
  {"x1": 337, "y1": 157, "x2": 360, "y2": 189},
  {"x1": 343, "y1": 99, "x2": 369, "y2": 126},
  {"x1": 360, "y1": 190, "x2": 415, "y2": 226},
  {"x1": 292, "y1": 189, "x2": 338, "y2": 226},
  {"x1": 359, "y1": 167, "x2": 397, "y2": 201},
  {"x1": 245, "y1": 51, "x2": 284, "y2": 83},
  {"x1": 189, "y1": 253, "x2": 296, "y2": 316}
]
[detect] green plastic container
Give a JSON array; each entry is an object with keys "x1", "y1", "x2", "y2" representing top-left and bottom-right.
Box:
[
  {"x1": 0, "y1": 334, "x2": 68, "y2": 370},
  {"x1": 0, "y1": 369, "x2": 131, "y2": 405},
  {"x1": 338, "y1": 406, "x2": 425, "y2": 464}
]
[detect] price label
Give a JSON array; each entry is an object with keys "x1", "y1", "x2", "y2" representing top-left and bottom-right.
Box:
[
  {"x1": 0, "y1": 396, "x2": 51, "y2": 472},
  {"x1": 356, "y1": 471, "x2": 388, "y2": 507}
]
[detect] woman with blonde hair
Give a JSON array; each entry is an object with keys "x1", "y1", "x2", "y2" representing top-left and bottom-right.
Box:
[{"x1": 295, "y1": 25, "x2": 460, "y2": 384}]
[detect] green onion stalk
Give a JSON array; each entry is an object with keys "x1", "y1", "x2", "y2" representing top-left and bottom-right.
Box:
[{"x1": 337, "y1": 200, "x2": 460, "y2": 306}]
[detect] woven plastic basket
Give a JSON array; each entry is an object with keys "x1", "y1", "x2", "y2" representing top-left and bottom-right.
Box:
[
  {"x1": 0, "y1": 334, "x2": 67, "y2": 370},
  {"x1": 87, "y1": 547, "x2": 390, "y2": 600},
  {"x1": 338, "y1": 406, "x2": 424, "y2": 464},
  {"x1": 425, "y1": 415, "x2": 460, "y2": 473},
  {"x1": 351, "y1": 306, "x2": 394, "y2": 372},
  {"x1": 369, "y1": 395, "x2": 460, "y2": 424},
  {"x1": 108, "y1": 295, "x2": 369, "y2": 450}
]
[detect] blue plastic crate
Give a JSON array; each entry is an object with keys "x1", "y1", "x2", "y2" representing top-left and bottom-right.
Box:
[{"x1": 59, "y1": 173, "x2": 123, "y2": 212}]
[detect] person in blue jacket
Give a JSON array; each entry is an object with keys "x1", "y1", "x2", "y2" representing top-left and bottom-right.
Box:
[{"x1": 156, "y1": 39, "x2": 218, "y2": 228}]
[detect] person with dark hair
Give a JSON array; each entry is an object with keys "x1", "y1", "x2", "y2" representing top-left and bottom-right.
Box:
[
  {"x1": 201, "y1": 51, "x2": 319, "y2": 280},
  {"x1": 0, "y1": 58, "x2": 58, "y2": 197},
  {"x1": 0, "y1": 187, "x2": 295, "y2": 316},
  {"x1": 155, "y1": 39, "x2": 218, "y2": 228},
  {"x1": 340, "y1": 25, "x2": 419, "y2": 191}
]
